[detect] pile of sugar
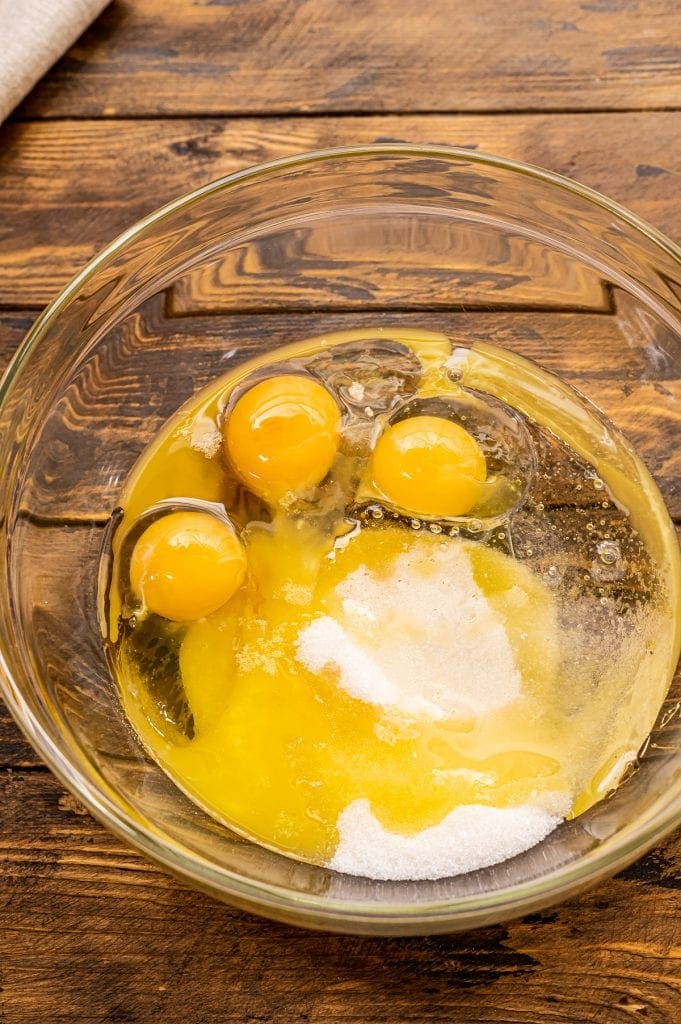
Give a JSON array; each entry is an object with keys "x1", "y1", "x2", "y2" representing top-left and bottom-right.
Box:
[
  {"x1": 295, "y1": 541, "x2": 568, "y2": 879},
  {"x1": 296, "y1": 542, "x2": 521, "y2": 720},
  {"x1": 180, "y1": 415, "x2": 222, "y2": 458},
  {"x1": 329, "y1": 797, "x2": 570, "y2": 881}
]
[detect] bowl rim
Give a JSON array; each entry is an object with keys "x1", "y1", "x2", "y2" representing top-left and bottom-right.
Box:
[{"x1": 2, "y1": 142, "x2": 681, "y2": 931}]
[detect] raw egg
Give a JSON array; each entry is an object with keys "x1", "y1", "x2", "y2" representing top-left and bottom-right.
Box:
[
  {"x1": 130, "y1": 510, "x2": 246, "y2": 621},
  {"x1": 370, "y1": 415, "x2": 486, "y2": 517},
  {"x1": 224, "y1": 374, "x2": 341, "y2": 501}
]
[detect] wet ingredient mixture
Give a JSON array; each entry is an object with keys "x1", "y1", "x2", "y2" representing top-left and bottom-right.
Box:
[{"x1": 102, "y1": 329, "x2": 681, "y2": 880}]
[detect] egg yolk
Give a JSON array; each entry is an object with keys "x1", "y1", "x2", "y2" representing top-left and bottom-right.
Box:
[
  {"x1": 130, "y1": 510, "x2": 246, "y2": 621},
  {"x1": 224, "y1": 374, "x2": 341, "y2": 501},
  {"x1": 371, "y1": 415, "x2": 487, "y2": 517}
]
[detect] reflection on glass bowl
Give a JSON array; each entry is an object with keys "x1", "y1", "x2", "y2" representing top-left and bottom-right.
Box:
[{"x1": 1, "y1": 146, "x2": 681, "y2": 934}]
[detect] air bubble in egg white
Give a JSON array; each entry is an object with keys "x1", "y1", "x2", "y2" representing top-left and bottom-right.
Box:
[
  {"x1": 597, "y1": 540, "x2": 621, "y2": 566},
  {"x1": 545, "y1": 565, "x2": 561, "y2": 584}
]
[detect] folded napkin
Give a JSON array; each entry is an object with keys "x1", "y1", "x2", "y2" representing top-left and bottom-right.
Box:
[{"x1": 0, "y1": 0, "x2": 110, "y2": 123}]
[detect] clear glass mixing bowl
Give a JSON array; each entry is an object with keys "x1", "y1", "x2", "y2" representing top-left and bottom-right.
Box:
[{"x1": 1, "y1": 145, "x2": 680, "y2": 935}]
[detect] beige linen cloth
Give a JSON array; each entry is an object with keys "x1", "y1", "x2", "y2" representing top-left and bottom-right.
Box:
[{"x1": 0, "y1": 0, "x2": 110, "y2": 123}]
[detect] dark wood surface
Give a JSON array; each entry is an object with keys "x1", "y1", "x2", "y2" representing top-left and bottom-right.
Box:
[
  {"x1": 2, "y1": 2, "x2": 681, "y2": 1021},
  {"x1": 3, "y1": 111, "x2": 681, "y2": 307},
  {"x1": 14, "y1": 0, "x2": 681, "y2": 116}
]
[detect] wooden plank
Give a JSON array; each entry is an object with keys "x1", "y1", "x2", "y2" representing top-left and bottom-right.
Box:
[
  {"x1": 0, "y1": 310, "x2": 33, "y2": 363},
  {"x1": 169, "y1": 228, "x2": 608, "y2": 315},
  {"x1": 0, "y1": 715, "x2": 40, "y2": 770},
  {"x1": 0, "y1": 770, "x2": 680, "y2": 1021},
  {"x1": 0, "y1": 303, "x2": 665, "y2": 384},
  {"x1": 5, "y1": 301, "x2": 680, "y2": 519},
  {"x1": 579, "y1": 379, "x2": 681, "y2": 513},
  {"x1": 1, "y1": 111, "x2": 681, "y2": 307},
  {"x1": 0, "y1": 325, "x2": 78, "y2": 767},
  {"x1": 0, "y1": 508, "x2": 108, "y2": 771},
  {"x1": 12, "y1": 0, "x2": 681, "y2": 118}
]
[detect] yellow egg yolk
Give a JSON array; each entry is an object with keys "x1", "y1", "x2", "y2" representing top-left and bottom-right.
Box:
[
  {"x1": 224, "y1": 374, "x2": 341, "y2": 501},
  {"x1": 371, "y1": 415, "x2": 487, "y2": 517},
  {"x1": 130, "y1": 510, "x2": 246, "y2": 621}
]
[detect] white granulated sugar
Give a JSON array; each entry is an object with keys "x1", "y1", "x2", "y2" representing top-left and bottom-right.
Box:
[
  {"x1": 443, "y1": 347, "x2": 471, "y2": 376},
  {"x1": 180, "y1": 417, "x2": 222, "y2": 458},
  {"x1": 297, "y1": 616, "x2": 398, "y2": 706},
  {"x1": 296, "y1": 542, "x2": 521, "y2": 720},
  {"x1": 347, "y1": 382, "x2": 365, "y2": 402},
  {"x1": 329, "y1": 797, "x2": 569, "y2": 880},
  {"x1": 279, "y1": 582, "x2": 314, "y2": 606}
]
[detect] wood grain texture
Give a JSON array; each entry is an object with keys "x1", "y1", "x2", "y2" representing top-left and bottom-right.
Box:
[
  {"x1": 169, "y1": 229, "x2": 609, "y2": 314},
  {"x1": 3, "y1": 2, "x2": 681, "y2": 1013},
  {"x1": 1, "y1": 769, "x2": 680, "y2": 1023},
  {"x1": 1, "y1": 111, "x2": 681, "y2": 306},
  {"x1": 0, "y1": 309, "x2": 32, "y2": 363},
  {"x1": 6, "y1": 297, "x2": 681, "y2": 519},
  {"x1": 11, "y1": 0, "x2": 681, "y2": 118},
  {"x1": 0, "y1": 316, "x2": 64, "y2": 767},
  {"x1": 0, "y1": 716, "x2": 38, "y2": 770}
]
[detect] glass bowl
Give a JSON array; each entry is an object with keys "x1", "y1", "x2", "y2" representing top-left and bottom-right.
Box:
[{"x1": 1, "y1": 145, "x2": 680, "y2": 935}]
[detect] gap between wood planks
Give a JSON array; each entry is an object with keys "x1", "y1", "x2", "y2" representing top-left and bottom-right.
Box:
[
  {"x1": 8, "y1": 106, "x2": 681, "y2": 123},
  {"x1": 0, "y1": 287, "x2": 620, "y2": 319}
]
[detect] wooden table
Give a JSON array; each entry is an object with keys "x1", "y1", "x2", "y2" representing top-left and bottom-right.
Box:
[{"x1": 1, "y1": 2, "x2": 681, "y2": 1020}]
